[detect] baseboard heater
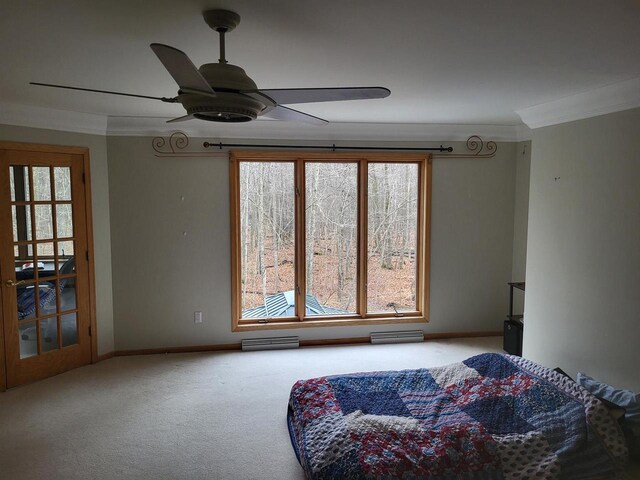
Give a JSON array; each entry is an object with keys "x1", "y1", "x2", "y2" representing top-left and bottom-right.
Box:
[
  {"x1": 241, "y1": 336, "x2": 300, "y2": 351},
  {"x1": 370, "y1": 330, "x2": 425, "y2": 345}
]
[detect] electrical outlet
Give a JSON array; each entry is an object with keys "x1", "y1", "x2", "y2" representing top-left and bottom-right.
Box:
[{"x1": 194, "y1": 311, "x2": 203, "y2": 324}]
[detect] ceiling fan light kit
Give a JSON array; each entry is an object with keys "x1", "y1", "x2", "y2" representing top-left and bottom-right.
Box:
[{"x1": 30, "y1": 9, "x2": 391, "y2": 126}]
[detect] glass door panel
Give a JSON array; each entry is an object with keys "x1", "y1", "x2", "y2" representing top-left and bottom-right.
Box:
[
  {"x1": 61, "y1": 312, "x2": 78, "y2": 347},
  {"x1": 54, "y1": 167, "x2": 72, "y2": 201}
]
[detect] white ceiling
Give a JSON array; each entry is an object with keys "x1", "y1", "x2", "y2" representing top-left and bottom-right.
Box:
[{"x1": 1, "y1": 0, "x2": 640, "y2": 127}]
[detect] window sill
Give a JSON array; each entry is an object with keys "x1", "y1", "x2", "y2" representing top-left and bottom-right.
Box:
[{"x1": 233, "y1": 315, "x2": 428, "y2": 332}]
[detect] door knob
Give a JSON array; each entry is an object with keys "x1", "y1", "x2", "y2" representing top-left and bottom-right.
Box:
[{"x1": 4, "y1": 279, "x2": 26, "y2": 288}]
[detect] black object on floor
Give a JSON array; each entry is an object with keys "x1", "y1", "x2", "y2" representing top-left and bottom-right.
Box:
[
  {"x1": 503, "y1": 318, "x2": 523, "y2": 356},
  {"x1": 503, "y1": 282, "x2": 525, "y2": 356}
]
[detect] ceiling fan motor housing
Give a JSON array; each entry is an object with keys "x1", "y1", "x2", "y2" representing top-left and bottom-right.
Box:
[
  {"x1": 180, "y1": 91, "x2": 265, "y2": 122},
  {"x1": 179, "y1": 62, "x2": 270, "y2": 122}
]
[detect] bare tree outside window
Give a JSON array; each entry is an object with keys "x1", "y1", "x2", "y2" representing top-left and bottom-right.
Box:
[
  {"x1": 239, "y1": 162, "x2": 295, "y2": 315},
  {"x1": 367, "y1": 163, "x2": 418, "y2": 312},
  {"x1": 232, "y1": 153, "x2": 429, "y2": 325},
  {"x1": 305, "y1": 163, "x2": 357, "y2": 314}
]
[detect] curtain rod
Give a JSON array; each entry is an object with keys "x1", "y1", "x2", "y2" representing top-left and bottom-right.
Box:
[
  {"x1": 202, "y1": 141, "x2": 453, "y2": 152},
  {"x1": 152, "y1": 133, "x2": 497, "y2": 159}
]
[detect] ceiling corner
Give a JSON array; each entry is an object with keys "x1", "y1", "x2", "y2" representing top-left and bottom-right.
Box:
[
  {"x1": 516, "y1": 77, "x2": 640, "y2": 129},
  {"x1": 0, "y1": 101, "x2": 108, "y2": 136}
]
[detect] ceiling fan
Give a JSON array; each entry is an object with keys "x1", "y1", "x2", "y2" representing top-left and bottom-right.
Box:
[{"x1": 31, "y1": 9, "x2": 391, "y2": 125}]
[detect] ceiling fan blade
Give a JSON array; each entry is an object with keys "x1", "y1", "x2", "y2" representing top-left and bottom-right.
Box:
[
  {"x1": 245, "y1": 87, "x2": 390, "y2": 105},
  {"x1": 166, "y1": 114, "x2": 195, "y2": 123},
  {"x1": 30, "y1": 82, "x2": 177, "y2": 103},
  {"x1": 262, "y1": 105, "x2": 328, "y2": 125},
  {"x1": 150, "y1": 43, "x2": 215, "y2": 97}
]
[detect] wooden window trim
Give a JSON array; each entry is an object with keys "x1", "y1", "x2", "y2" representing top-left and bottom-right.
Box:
[{"x1": 230, "y1": 150, "x2": 432, "y2": 332}]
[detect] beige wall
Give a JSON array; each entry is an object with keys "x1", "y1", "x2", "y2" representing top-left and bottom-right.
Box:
[
  {"x1": 0, "y1": 124, "x2": 115, "y2": 355},
  {"x1": 524, "y1": 108, "x2": 640, "y2": 391},
  {"x1": 107, "y1": 136, "x2": 518, "y2": 349},
  {"x1": 511, "y1": 141, "x2": 531, "y2": 313}
]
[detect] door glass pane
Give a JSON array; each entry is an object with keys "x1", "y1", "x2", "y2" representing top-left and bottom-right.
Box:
[
  {"x1": 10, "y1": 166, "x2": 15, "y2": 201},
  {"x1": 9, "y1": 165, "x2": 30, "y2": 201},
  {"x1": 54, "y1": 167, "x2": 72, "y2": 201},
  {"x1": 36, "y1": 242, "x2": 56, "y2": 279},
  {"x1": 367, "y1": 163, "x2": 419, "y2": 313},
  {"x1": 36, "y1": 242, "x2": 54, "y2": 260},
  {"x1": 19, "y1": 321, "x2": 38, "y2": 358},
  {"x1": 61, "y1": 312, "x2": 78, "y2": 347},
  {"x1": 40, "y1": 317, "x2": 59, "y2": 353},
  {"x1": 59, "y1": 272, "x2": 77, "y2": 313},
  {"x1": 239, "y1": 162, "x2": 295, "y2": 319},
  {"x1": 38, "y1": 281, "x2": 58, "y2": 317},
  {"x1": 34, "y1": 204, "x2": 53, "y2": 240},
  {"x1": 305, "y1": 163, "x2": 357, "y2": 315},
  {"x1": 57, "y1": 240, "x2": 75, "y2": 258},
  {"x1": 56, "y1": 203, "x2": 73, "y2": 238},
  {"x1": 15, "y1": 241, "x2": 35, "y2": 280},
  {"x1": 32, "y1": 166, "x2": 51, "y2": 201},
  {"x1": 12, "y1": 204, "x2": 32, "y2": 242},
  {"x1": 16, "y1": 282, "x2": 37, "y2": 321}
]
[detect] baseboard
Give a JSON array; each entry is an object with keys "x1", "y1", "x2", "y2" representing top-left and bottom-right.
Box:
[
  {"x1": 424, "y1": 330, "x2": 502, "y2": 340},
  {"x1": 300, "y1": 336, "x2": 370, "y2": 347},
  {"x1": 111, "y1": 331, "x2": 502, "y2": 356},
  {"x1": 96, "y1": 351, "x2": 115, "y2": 362},
  {"x1": 114, "y1": 342, "x2": 241, "y2": 356}
]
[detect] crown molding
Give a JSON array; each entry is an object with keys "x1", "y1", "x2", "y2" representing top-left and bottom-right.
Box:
[
  {"x1": 516, "y1": 76, "x2": 640, "y2": 129},
  {"x1": 107, "y1": 116, "x2": 527, "y2": 142},
  {"x1": 0, "y1": 101, "x2": 107, "y2": 136},
  {"x1": 514, "y1": 124, "x2": 532, "y2": 142},
  {"x1": 0, "y1": 100, "x2": 529, "y2": 141}
]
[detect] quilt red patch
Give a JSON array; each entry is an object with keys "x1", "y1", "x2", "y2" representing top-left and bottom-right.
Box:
[
  {"x1": 446, "y1": 373, "x2": 535, "y2": 406},
  {"x1": 291, "y1": 378, "x2": 341, "y2": 423},
  {"x1": 353, "y1": 424, "x2": 499, "y2": 477}
]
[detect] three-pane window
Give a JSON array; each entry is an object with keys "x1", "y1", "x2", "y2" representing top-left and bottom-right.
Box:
[{"x1": 230, "y1": 152, "x2": 431, "y2": 330}]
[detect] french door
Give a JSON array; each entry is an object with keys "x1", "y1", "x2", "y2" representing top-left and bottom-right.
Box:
[{"x1": 0, "y1": 143, "x2": 94, "y2": 388}]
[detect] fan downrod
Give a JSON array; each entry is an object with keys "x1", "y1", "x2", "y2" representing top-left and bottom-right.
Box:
[
  {"x1": 203, "y1": 9, "x2": 240, "y2": 33},
  {"x1": 203, "y1": 9, "x2": 240, "y2": 64}
]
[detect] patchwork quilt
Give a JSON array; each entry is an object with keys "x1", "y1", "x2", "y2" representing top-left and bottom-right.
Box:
[{"x1": 287, "y1": 353, "x2": 628, "y2": 479}]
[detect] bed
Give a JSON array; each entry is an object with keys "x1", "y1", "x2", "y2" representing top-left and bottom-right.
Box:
[{"x1": 287, "y1": 353, "x2": 628, "y2": 479}]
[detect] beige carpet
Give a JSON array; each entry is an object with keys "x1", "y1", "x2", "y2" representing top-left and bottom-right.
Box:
[{"x1": 0, "y1": 337, "x2": 504, "y2": 479}]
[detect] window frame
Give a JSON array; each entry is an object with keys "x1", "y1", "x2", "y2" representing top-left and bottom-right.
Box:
[{"x1": 230, "y1": 151, "x2": 431, "y2": 331}]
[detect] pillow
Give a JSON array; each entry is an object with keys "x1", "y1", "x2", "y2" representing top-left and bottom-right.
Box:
[
  {"x1": 576, "y1": 372, "x2": 640, "y2": 437},
  {"x1": 559, "y1": 369, "x2": 626, "y2": 420}
]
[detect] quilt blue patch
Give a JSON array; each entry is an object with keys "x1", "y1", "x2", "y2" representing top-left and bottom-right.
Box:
[
  {"x1": 462, "y1": 396, "x2": 535, "y2": 434},
  {"x1": 463, "y1": 353, "x2": 519, "y2": 379},
  {"x1": 332, "y1": 386, "x2": 412, "y2": 416}
]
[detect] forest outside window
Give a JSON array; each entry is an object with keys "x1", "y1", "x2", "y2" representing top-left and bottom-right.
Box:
[{"x1": 230, "y1": 151, "x2": 431, "y2": 330}]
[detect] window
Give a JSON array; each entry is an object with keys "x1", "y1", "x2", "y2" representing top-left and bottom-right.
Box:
[{"x1": 230, "y1": 151, "x2": 431, "y2": 330}]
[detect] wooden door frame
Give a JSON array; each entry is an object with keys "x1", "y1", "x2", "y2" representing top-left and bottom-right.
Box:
[
  {"x1": 0, "y1": 141, "x2": 98, "y2": 391},
  {"x1": 0, "y1": 276, "x2": 5, "y2": 392}
]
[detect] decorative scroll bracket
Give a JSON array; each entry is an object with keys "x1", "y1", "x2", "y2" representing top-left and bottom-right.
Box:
[
  {"x1": 433, "y1": 135, "x2": 497, "y2": 159},
  {"x1": 152, "y1": 131, "x2": 191, "y2": 156},
  {"x1": 152, "y1": 132, "x2": 498, "y2": 159}
]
